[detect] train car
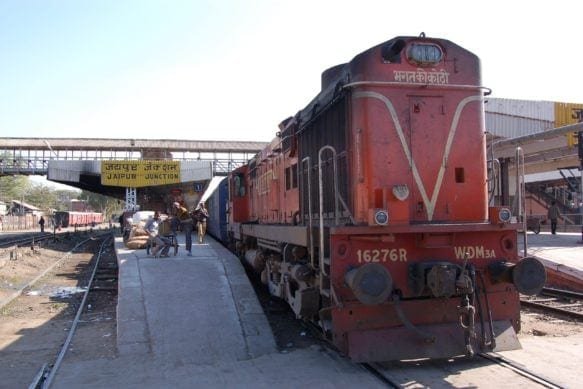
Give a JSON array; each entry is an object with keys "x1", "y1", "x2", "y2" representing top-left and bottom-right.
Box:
[
  {"x1": 205, "y1": 177, "x2": 229, "y2": 243},
  {"x1": 53, "y1": 211, "x2": 103, "y2": 228},
  {"x1": 224, "y1": 34, "x2": 547, "y2": 362}
]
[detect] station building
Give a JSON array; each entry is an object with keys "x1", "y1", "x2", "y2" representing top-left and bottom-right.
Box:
[{"x1": 486, "y1": 98, "x2": 582, "y2": 231}]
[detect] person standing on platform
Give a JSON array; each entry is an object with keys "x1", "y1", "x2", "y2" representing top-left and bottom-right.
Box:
[
  {"x1": 174, "y1": 202, "x2": 194, "y2": 256},
  {"x1": 39, "y1": 216, "x2": 45, "y2": 232},
  {"x1": 193, "y1": 202, "x2": 209, "y2": 244},
  {"x1": 547, "y1": 201, "x2": 561, "y2": 235},
  {"x1": 118, "y1": 213, "x2": 125, "y2": 235}
]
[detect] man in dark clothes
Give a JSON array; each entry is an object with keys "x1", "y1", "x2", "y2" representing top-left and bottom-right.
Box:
[
  {"x1": 118, "y1": 213, "x2": 125, "y2": 235},
  {"x1": 547, "y1": 201, "x2": 561, "y2": 235},
  {"x1": 174, "y1": 202, "x2": 194, "y2": 256}
]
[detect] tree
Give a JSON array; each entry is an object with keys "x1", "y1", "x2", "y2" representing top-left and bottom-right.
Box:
[
  {"x1": 0, "y1": 175, "x2": 80, "y2": 212},
  {"x1": 0, "y1": 176, "x2": 122, "y2": 217},
  {"x1": 54, "y1": 189, "x2": 81, "y2": 211},
  {"x1": 0, "y1": 175, "x2": 32, "y2": 203},
  {"x1": 26, "y1": 183, "x2": 58, "y2": 211},
  {"x1": 79, "y1": 190, "x2": 122, "y2": 219}
]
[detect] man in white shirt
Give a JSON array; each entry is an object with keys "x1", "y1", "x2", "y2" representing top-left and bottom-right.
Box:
[{"x1": 145, "y1": 211, "x2": 172, "y2": 257}]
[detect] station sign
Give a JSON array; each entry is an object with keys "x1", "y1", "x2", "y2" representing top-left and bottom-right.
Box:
[
  {"x1": 101, "y1": 160, "x2": 181, "y2": 187},
  {"x1": 555, "y1": 102, "x2": 583, "y2": 147}
]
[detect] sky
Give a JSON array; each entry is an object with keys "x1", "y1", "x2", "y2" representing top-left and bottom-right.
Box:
[{"x1": 1, "y1": 0, "x2": 582, "y2": 144}]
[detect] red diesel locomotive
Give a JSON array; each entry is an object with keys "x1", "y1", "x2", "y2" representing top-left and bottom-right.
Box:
[{"x1": 226, "y1": 34, "x2": 546, "y2": 361}]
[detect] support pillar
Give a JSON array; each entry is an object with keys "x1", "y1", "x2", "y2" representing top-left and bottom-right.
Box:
[{"x1": 125, "y1": 187, "x2": 137, "y2": 211}]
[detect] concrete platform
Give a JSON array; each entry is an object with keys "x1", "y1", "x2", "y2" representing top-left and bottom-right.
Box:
[
  {"x1": 519, "y1": 231, "x2": 583, "y2": 291},
  {"x1": 52, "y1": 233, "x2": 383, "y2": 388},
  {"x1": 114, "y1": 235, "x2": 275, "y2": 360}
]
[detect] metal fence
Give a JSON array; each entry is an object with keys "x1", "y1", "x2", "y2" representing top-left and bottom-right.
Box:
[
  {"x1": 0, "y1": 214, "x2": 53, "y2": 232},
  {"x1": 526, "y1": 212, "x2": 583, "y2": 233}
]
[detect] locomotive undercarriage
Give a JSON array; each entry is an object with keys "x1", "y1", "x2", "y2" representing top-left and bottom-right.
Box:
[
  {"x1": 335, "y1": 260, "x2": 523, "y2": 361},
  {"x1": 239, "y1": 239, "x2": 323, "y2": 320},
  {"x1": 234, "y1": 225, "x2": 546, "y2": 362}
]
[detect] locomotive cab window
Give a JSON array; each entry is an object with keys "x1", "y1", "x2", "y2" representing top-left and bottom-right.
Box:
[{"x1": 233, "y1": 174, "x2": 246, "y2": 197}]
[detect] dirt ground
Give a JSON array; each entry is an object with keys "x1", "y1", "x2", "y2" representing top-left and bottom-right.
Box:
[
  {"x1": 0, "y1": 239, "x2": 73, "y2": 301},
  {"x1": 519, "y1": 308, "x2": 581, "y2": 338},
  {"x1": 0, "y1": 235, "x2": 117, "y2": 388}
]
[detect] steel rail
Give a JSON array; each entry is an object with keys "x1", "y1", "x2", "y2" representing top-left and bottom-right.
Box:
[
  {"x1": 0, "y1": 236, "x2": 100, "y2": 310},
  {"x1": 479, "y1": 353, "x2": 564, "y2": 389},
  {"x1": 28, "y1": 364, "x2": 48, "y2": 389},
  {"x1": 361, "y1": 363, "x2": 403, "y2": 388},
  {"x1": 521, "y1": 286, "x2": 583, "y2": 321},
  {"x1": 0, "y1": 233, "x2": 53, "y2": 249},
  {"x1": 542, "y1": 287, "x2": 583, "y2": 300},
  {"x1": 41, "y1": 234, "x2": 113, "y2": 389},
  {"x1": 520, "y1": 299, "x2": 583, "y2": 321},
  {"x1": 279, "y1": 302, "x2": 566, "y2": 387},
  {"x1": 365, "y1": 354, "x2": 565, "y2": 389}
]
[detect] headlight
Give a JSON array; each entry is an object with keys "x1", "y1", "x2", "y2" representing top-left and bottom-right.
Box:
[
  {"x1": 498, "y1": 208, "x2": 512, "y2": 223},
  {"x1": 407, "y1": 43, "x2": 443, "y2": 66},
  {"x1": 345, "y1": 263, "x2": 393, "y2": 305},
  {"x1": 374, "y1": 209, "x2": 389, "y2": 225}
]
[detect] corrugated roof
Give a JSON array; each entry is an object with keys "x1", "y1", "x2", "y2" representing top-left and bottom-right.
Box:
[
  {"x1": 485, "y1": 112, "x2": 554, "y2": 138},
  {"x1": 485, "y1": 98, "x2": 554, "y2": 121}
]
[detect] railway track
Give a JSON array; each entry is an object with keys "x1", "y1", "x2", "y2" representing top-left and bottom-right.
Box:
[
  {"x1": 0, "y1": 232, "x2": 54, "y2": 249},
  {"x1": 31, "y1": 235, "x2": 113, "y2": 389},
  {"x1": 0, "y1": 231, "x2": 118, "y2": 388},
  {"x1": 283, "y1": 307, "x2": 568, "y2": 387},
  {"x1": 0, "y1": 225, "x2": 111, "y2": 249},
  {"x1": 521, "y1": 287, "x2": 583, "y2": 321},
  {"x1": 363, "y1": 352, "x2": 565, "y2": 388},
  {"x1": 0, "y1": 232, "x2": 114, "y2": 310}
]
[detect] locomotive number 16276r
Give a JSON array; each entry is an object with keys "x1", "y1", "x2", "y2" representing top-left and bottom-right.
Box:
[{"x1": 356, "y1": 249, "x2": 408, "y2": 263}]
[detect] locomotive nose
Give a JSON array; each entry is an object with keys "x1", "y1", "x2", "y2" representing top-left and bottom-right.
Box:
[{"x1": 345, "y1": 263, "x2": 393, "y2": 305}]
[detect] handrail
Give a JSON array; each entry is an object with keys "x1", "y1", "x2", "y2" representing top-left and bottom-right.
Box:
[
  {"x1": 515, "y1": 147, "x2": 527, "y2": 256},
  {"x1": 301, "y1": 156, "x2": 315, "y2": 268},
  {"x1": 318, "y1": 145, "x2": 339, "y2": 276},
  {"x1": 0, "y1": 155, "x2": 250, "y2": 176},
  {"x1": 318, "y1": 145, "x2": 340, "y2": 226},
  {"x1": 487, "y1": 158, "x2": 500, "y2": 206}
]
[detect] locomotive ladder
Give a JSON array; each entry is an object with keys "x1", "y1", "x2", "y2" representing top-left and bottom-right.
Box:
[
  {"x1": 300, "y1": 155, "x2": 329, "y2": 298},
  {"x1": 316, "y1": 145, "x2": 352, "y2": 299}
]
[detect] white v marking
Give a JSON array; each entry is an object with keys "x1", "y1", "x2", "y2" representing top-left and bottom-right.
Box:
[{"x1": 354, "y1": 91, "x2": 482, "y2": 221}]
